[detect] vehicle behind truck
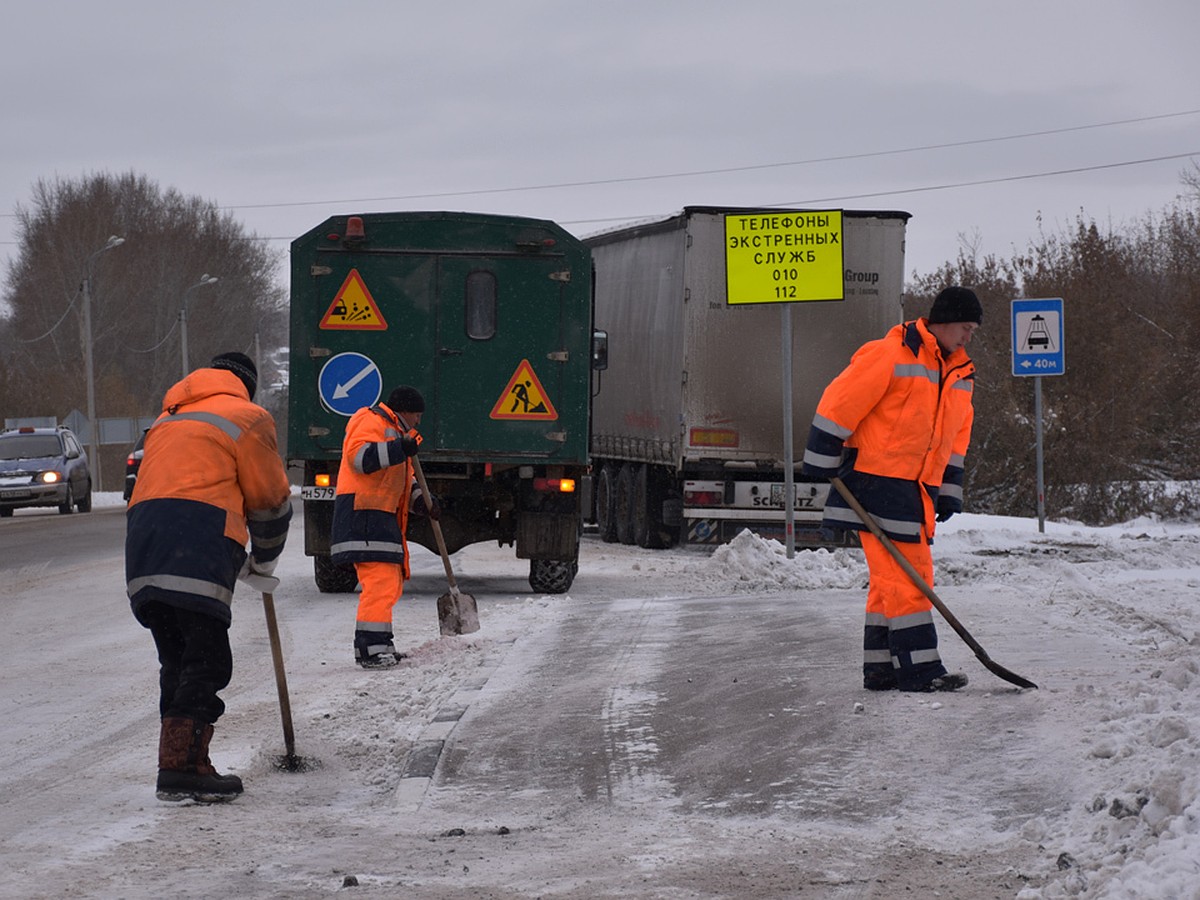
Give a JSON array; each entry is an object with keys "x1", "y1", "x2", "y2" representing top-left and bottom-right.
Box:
[
  {"x1": 288, "y1": 211, "x2": 600, "y2": 594},
  {"x1": 583, "y1": 206, "x2": 910, "y2": 549}
]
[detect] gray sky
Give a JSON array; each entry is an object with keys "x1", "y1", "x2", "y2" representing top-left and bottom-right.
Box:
[{"x1": 3, "y1": 0, "x2": 1198, "y2": 286}]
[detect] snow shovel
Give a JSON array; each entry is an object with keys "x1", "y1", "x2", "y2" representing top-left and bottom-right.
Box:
[
  {"x1": 830, "y1": 477, "x2": 1038, "y2": 690},
  {"x1": 260, "y1": 590, "x2": 317, "y2": 771},
  {"x1": 411, "y1": 457, "x2": 480, "y2": 636}
]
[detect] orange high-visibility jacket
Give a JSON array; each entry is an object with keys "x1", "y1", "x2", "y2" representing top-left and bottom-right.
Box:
[
  {"x1": 126, "y1": 368, "x2": 293, "y2": 625},
  {"x1": 802, "y1": 318, "x2": 975, "y2": 541},
  {"x1": 330, "y1": 403, "x2": 419, "y2": 575}
]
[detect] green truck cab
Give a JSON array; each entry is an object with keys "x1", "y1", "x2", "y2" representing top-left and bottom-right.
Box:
[{"x1": 287, "y1": 211, "x2": 601, "y2": 594}]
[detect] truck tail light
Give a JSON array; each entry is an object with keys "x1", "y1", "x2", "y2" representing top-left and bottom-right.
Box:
[
  {"x1": 684, "y1": 487, "x2": 723, "y2": 506},
  {"x1": 315, "y1": 473, "x2": 332, "y2": 488},
  {"x1": 533, "y1": 477, "x2": 575, "y2": 493}
]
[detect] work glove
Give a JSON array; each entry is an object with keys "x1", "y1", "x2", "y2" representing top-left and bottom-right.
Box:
[
  {"x1": 935, "y1": 497, "x2": 957, "y2": 524},
  {"x1": 239, "y1": 555, "x2": 280, "y2": 593},
  {"x1": 411, "y1": 489, "x2": 441, "y2": 521},
  {"x1": 400, "y1": 429, "x2": 422, "y2": 457}
]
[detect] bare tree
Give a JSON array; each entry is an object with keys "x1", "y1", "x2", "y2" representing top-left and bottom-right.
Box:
[{"x1": 0, "y1": 171, "x2": 287, "y2": 484}]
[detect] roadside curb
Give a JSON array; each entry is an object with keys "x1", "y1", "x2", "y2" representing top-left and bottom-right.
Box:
[{"x1": 394, "y1": 637, "x2": 514, "y2": 811}]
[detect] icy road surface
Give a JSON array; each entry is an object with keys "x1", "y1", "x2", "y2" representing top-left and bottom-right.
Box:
[{"x1": 2, "y1": 497, "x2": 1198, "y2": 898}]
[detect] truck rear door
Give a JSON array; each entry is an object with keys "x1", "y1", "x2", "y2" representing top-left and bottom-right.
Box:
[{"x1": 433, "y1": 254, "x2": 570, "y2": 459}]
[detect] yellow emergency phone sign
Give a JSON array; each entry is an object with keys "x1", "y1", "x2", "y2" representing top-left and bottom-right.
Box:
[{"x1": 724, "y1": 210, "x2": 845, "y2": 305}]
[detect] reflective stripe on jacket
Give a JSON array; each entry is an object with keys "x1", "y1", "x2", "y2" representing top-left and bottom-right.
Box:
[
  {"x1": 330, "y1": 403, "x2": 417, "y2": 574},
  {"x1": 802, "y1": 318, "x2": 975, "y2": 541},
  {"x1": 126, "y1": 368, "x2": 293, "y2": 625}
]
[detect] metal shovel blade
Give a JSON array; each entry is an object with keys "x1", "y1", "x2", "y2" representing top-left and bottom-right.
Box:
[{"x1": 412, "y1": 456, "x2": 481, "y2": 636}]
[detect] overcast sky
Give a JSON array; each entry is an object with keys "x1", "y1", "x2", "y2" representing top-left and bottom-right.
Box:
[{"x1": 3, "y1": 0, "x2": 1198, "y2": 288}]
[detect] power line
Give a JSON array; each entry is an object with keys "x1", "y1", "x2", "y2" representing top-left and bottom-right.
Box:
[
  {"x1": 772, "y1": 150, "x2": 1200, "y2": 207},
  {"x1": 244, "y1": 148, "x2": 1200, "y2": 236},
  {"x1": 218, "y1": 108, "x2": 1200, "y2": 212}
]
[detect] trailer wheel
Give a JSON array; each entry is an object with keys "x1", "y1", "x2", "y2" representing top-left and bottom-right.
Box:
[
  {"x1": 595, "y1": 464, "x2": 619, "y2": 543},
  {"x1": 314, "y1": 555, "x2": 358, "y2": 593},
  {"x1": 633, "y1": 464, "x2": 669, "y2": 549},
  {"x1": 529, "y1": 558, "x2": 577, "y2": 594},
  {"x1": 615, "y1": 463, "x2": 637, "y2": 545}
]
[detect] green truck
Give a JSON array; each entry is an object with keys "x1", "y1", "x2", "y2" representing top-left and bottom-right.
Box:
[{"x1": 287, "y1": 211, "x2": 603, "y2": 594}]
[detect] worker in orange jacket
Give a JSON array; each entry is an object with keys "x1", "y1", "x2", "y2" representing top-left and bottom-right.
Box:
[
  {"x1": 127, "y1": 351, "x2": 293, "y2": 802},
  {"x1": 331, "y1": 385, "x2": 436, "y2": 668},
  {"x1": 802, "y1": 287, "x2": 981, "y2": 692}
]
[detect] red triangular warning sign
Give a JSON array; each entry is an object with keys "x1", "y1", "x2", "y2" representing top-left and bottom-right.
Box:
[
  {"x1": 489, "y1": 359, "x2": 558, "y2": 420},
  {"x1": 319, "y1": 269, "x2": 388, "y2": 330}
]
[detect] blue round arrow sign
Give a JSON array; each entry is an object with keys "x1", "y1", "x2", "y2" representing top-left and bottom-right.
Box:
[{"x1": 318, "y1": 352, "x2": 382, "y2": 416}]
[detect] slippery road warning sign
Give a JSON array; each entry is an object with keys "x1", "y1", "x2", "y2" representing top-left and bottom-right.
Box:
[
  {"x1": 489, "y1": 359, "x2": 558, "y2": 420},
  {"x1": 320, "y1": 269, "x2": 387, "y2": 330}
]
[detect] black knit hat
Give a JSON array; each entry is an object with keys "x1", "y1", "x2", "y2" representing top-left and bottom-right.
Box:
[
  {"x1": 211, "y1": 351, "x2": 258, "y2": 401},
  {"x1": 387, "y1": 385, "x2": 425, "y2": 413},
  {"x1": 928, "y1": 286, "x2": 983, "y2": 325}
]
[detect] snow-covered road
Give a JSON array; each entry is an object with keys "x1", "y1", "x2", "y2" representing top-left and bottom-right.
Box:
[{"x1": 2, "y1": 497, "x2": 1198, "y2": 898}]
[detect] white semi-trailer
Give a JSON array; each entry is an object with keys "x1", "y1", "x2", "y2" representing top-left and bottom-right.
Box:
[{"x1": 584, "y1": 206, "x2": 910, "y2": 549}]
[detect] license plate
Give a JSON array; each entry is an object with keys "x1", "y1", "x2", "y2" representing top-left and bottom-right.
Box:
[
  {"x1": 300, "y1": 486, "x2": 335, "y2": 501},
  {"x1": 0, "y1": 489, "x2": 31, "y2": 499}
]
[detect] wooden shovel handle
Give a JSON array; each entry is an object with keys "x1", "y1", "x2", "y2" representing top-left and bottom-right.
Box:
[{"x1": 410, "y1": 455, "x2": 459, "y2": 596}]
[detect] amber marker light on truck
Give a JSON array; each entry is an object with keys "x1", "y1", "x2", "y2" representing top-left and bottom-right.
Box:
[
  {"x1": 315, "y1": 473, "x2": 332, "y2": 488},
  {"x1": 689, "y1": 427, "x2": 739, "y2": 448},
  {"x1": 533, "y1": 477, "x2": 575, "y2": 493}
]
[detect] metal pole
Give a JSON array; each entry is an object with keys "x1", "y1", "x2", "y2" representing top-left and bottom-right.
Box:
[
  {"x1": 81, "y1": 235, "x2": 125, "y2": 492},
  {"x1": 1035, "y1": 375, "x2": 1046, "y2": 533},
  {"x1": 82, "y1": 274, "x2": 99, "y2": 489},
  {"x1": 781, "y1": 305, "x2": 795, "y2": 558},
  {"x1": 180, "y1": 303, "x2": 190, "y2": 380},
  {"x1": 179, "y1": 274, "x2": 218, "y2": 379}
]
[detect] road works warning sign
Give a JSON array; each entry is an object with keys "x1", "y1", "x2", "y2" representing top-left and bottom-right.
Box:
[
  {"x1": 724, "y1": 211, "x2": 845, "y2": 305},
  {"x1": 320, "y1": 269, "x2": 388, "y2": 330},
  {"x1": 489, "y1": 359, "x2": 558, "y2": 420}
]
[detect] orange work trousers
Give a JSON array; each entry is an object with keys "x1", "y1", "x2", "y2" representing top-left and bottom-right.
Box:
[
  {"x1": 859, "y1": 528, "x2": 945, "y2": 690},
  {"x1": 354, "y1": 561, "x2": 405, "y2": 632}
]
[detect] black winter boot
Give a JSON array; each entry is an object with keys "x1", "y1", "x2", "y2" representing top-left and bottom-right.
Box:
[{"x1": 156, "y1": 717, "x2": 244, "y2": 802}]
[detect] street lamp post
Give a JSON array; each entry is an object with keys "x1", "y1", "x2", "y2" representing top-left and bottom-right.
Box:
[
  {"x1": 179, "y1": 274, "x2": 219, "y2": 379},
  {"x1": 81, "y1": 234, "x2": 125, "y2": 492}
]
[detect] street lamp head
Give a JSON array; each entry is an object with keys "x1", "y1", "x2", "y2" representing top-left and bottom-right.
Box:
[{"x1": 105, "y1": 235, "x2": 125, "y2": 250}]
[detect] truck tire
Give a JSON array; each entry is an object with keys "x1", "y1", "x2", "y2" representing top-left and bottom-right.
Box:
[
  {"x1": 529, "y1": 558, "x2": 577, "y2": 594},
  {"x1": 595, "y1": 464, "x2": 619, "y2": 543},
  {"x1": 314, "y1": 555, "x2": 358, "y2": 593},
  {"x1": 615, "y1": 463, "x2": 636, "y2": 545},
  {"x1": 633, "y1": 464, "x2": 668, "y2": 549}
]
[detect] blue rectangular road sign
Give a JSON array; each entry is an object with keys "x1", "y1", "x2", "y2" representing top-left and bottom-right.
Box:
[{"x1": 1011, "y1": 298, "x2": 1065, "y2": 377}]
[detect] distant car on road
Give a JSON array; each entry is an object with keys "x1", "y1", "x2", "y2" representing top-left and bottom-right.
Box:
[
  {"x1": 123, "y1": 430, "x2": 147, "y2": 502},
  {"x1": 0, "y1": 426, "x2": 93, "y2": 516}
]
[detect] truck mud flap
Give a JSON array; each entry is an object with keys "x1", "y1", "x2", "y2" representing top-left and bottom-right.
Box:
[{"x1": 516, "y1": 512, "x2": 580, "y2": 560}]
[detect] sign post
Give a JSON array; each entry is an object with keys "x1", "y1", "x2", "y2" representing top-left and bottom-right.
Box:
[
  {"x1": 724, "y1": 211, "x2": 844, "y2": 557},
  {"x1": 1011, "y1": 298, "x2": 1066, "y2": 533}
]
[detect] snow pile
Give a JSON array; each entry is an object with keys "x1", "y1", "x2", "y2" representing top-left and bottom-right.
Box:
[{"x1": 709, "y1": 528, "x2": 868, "y2": 591}]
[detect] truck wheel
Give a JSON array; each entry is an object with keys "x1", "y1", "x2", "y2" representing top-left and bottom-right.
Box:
[
  {"x1": 529, "y1": 558, "x2": 577, "y2": 594},
  {"x1": 633, "y1": 464, "x2": 668, "y2": 549},
  {"x1": 595, "y1": 465, "x2": 619, "y2": 543},
  {"x1": 314, "y1": 555, "x2": 358, "y2": 593},
  {"x1": 615, "y1": 463, "x2": 636, "y2": 545}
]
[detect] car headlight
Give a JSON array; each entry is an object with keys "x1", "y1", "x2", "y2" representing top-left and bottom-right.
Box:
[{"x1": 40, "y1": 471, "x2": 61, "y2": 484}]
